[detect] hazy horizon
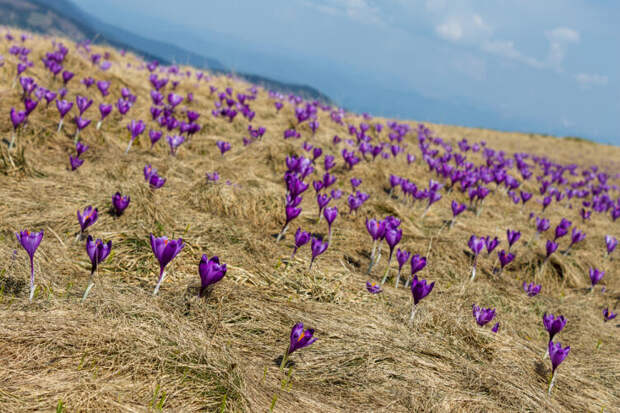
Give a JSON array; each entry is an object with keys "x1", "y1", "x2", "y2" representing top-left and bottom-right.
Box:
[{"x1": 70, "y1": 0, "x2": 620, "y2": 145}]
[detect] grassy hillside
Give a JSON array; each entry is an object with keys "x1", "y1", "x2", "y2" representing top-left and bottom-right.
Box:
[{"x1": 0, "y1": 29, "x2": 619, "y2": 412}]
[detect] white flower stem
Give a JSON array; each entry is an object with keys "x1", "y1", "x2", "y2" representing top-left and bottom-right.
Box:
[
  {"x1": 153, "y1": 270, "x2": 166, "y2": 296},
  {"x1": 409, "y1": 304, "x2": 418, "y2": 324},
  {"x1": 547, "y1": 371, "x2": 557, "y2": 395}
]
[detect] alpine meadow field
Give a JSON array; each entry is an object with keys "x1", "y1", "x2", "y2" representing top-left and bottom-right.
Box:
[{"x1": 0, "y1": 29, "x2": 619, "y2": 412}]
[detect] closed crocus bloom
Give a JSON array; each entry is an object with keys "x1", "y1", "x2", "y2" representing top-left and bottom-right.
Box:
[
  {"x1": 468, "y1": 235, "x2": 485, "y2": 281},
  {"x1": 485, "y1": 236, "x2": 500, "y2": 254},
  {"x1": 316, "y1": 193, "x2": 330, "y2": 218},
  {"x1": 198, "y1": 254, "x2": 227, "y2": 297},
  {"x1": 491, "y1": 322, "x2": 500, "y2": 333},
  {"x1": 112, "y1": 192, "x2": 130, "y2": 216},
  {"x1": 410, "y1": 254, "x2": 427, "y2": 276},
  {"x1": 322, "y1": 173, "x2": 336, "y2": 188},
  {"x1": 62, "y1": 70, "x2": 74, "y2": 84},
  {"x1": 323, "y1": 206, "x2": 338, "y2": 227},
  {"x1": 472, "y1": 304, "x2": 496, "y2": 327},
  {"x1": 69, "y1": 155, "x2": 84, "y2": 171},
  {"x1": 545, "y1": 240, "x2": 558, "y2": 258},
  {"x1": 309, "y1": 237, "x2": 328, "y2": 269},
  {"x1": 366, "y1": 218, "x2": 385, "y2": 241},
  {"x1": 55, "y1": 100, "x2": 73, "y2": 118},
  {"x1": 547, "y1": 341, "x2": 570, "y2": 394},
  {"x1": 543, "y1": 313, "x2": 567, "y2": 342},
  {"x1": 76, "y1": 141, "x2": 89, "y2": 157},
  {"x1": 554, "y1": 224, "x2": 569, "y2": 241},
  {"x1": 15, "y1": 229, "x2": 44, "y2": 301},
  {"x1": 350, "y1": 177, "x2": 362, "y2": 188},
  {"x1": 77, "y1": 206, "x2": 98, "y2": 234},
  {"x1": 411, "y1": 275, "x2": 434, "y2": 305},
  {"x1": 150, "y1": 234, "x2": 185, "y2": 295},
  {"x1": 497, "y1": 250, "x2": 515, "y2": 273},
  {"x1": 507, "y1": 229, "x2": 521, "y2": 248},
  {"x1": 523, "y1": 282, "x2": 541, "y2": 297},
  {"x1": 536, "y1": 217, "x2": 550, "y2": 233},
  {"x1": 290, "y1": 227, "x2": 311, "y2": 262},
  {"x1": 146, "y1": 128, "x2": 161, "y2": 144},
  {"x1": 605, "y1": 235, "x2": 617, "y2": 255},
  {"x1": 396, "y1": 249, "x2": 410, "y2": 272},
  {"x1": 589, "y1": 267, "x2": 604, "y2": 289}
]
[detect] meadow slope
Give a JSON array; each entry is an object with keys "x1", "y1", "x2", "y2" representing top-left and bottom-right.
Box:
[{"x1": 0, "y1": 30, "x2": 619, "y2": 412}]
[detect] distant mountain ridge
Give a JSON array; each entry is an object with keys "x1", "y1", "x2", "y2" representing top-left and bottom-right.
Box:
[{"x1": 0, "y1": 0, "x2": 332, "y2": 102}]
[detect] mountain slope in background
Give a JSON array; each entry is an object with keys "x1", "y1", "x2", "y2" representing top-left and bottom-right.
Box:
[{"x1": 0, "y1": 0, "x2": 332, "y2": 102}]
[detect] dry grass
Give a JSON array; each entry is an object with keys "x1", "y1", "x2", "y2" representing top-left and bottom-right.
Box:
[{"x1": 0, "y1": 29, "x2": 619, "y2": 412}]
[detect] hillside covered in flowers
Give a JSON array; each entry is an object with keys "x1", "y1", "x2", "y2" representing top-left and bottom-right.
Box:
[{"x1": 0, "y1": 29, "x2": 619, "y2": 412}]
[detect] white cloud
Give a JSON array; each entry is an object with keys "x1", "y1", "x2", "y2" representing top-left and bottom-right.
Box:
[
  {"x1": 302, "y1": 0, "x2": 383, "y2": 25},
  {"x1": 435, "y1": 13, "x2": 491, "y2": 42},
  {"x1": 575, "y1": 73, "x2": 608, "y2": 88},
  {"x1": 481, "y1": 40, "x2": 544, "y2": 68},
  {"x1": 436, "y1": 19, "x2": 463, "y2": 41},
  {"x1": 545, "y1": 27, "x2": 580, "y2": 70}
]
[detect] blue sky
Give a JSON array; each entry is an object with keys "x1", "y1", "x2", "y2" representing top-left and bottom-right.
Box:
[{"x1": 73, "y1": 0, "x2": 619, "y2": 145}]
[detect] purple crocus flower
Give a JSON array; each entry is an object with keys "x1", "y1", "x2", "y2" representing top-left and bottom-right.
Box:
[
  {"x1": 73, "y1": 116, "x2": 91, "y2": 142},
  {"x1": 602, "y1": 308, "x2": 616, "y2": 322},
  {"x1": 216, "y1": 140, "x2": 231, "y2": 155},
  {"x1": 366, "y1": 281, "x2": 382, "y2": 294},
  {"x1": 198, "y1": 254, "x2": 227, "y2": 297},
  {"x1": 563, "y1": 227, "x2": 585, "y2": 255},
  {"x1": 55, "y1": 100, "x2": 72, "y2": 132},
  {"x1": 112, "y1": 192, "x2": 130, "y2": 216},
  {"x1": 77, "y1": 206, "x2": 98, "y2": 235},
  {"x1": 96, "y1": 103, "x2": 113, "y2": 130},
  {"x1": 409, "y1": 275, "x2": 435, "y2": 323},
  {"x1": 491, "y1": 322, "x2": 500, "y2": 333},
  {"x1": 450, "y1": 200, "x2": 466, "y2": 222},
  {"x1": 125, "y1": 119, "x2": 146, "y2": 154},
  {"x1": 497, "y1": 250, "x2": 515, "y2": 274},
  {"x1": 323, "y1": 206, "x2": 338, "y2": 245},
  {"x1": 394, "y1": 248, "x2": 410, "y2": 288},
  {"x1": 547, "y1": 341, "x2": 570, "y2": 394},
  {"x1": 381, "y1": 228, "x2": 402, "y2": 285},
  {"x1": 316, "y1": 193, "x2": 330, "y2": 220},
  {"x1": 536, "y1": 217, "x2": 550, "y2": 234},
  {"x1": 485, "y1": 236, "x2": 500, "y2": 254},
  {"x1": 605, "y1": 235, "x2": 617, "y2": 256},
  {"x1": 545, "y1": 240, "x2": 558, "y2": 261},
  {"x1": 523, "y1": 282, "x2": 541, "y2": 297},
  {"x1": 81, "y1": 235, "x2": 112, "y2": 301},
  {"x1": 206, "y1": 171, "x2": 220, "y2": 183},
  {"x1": 167, "y1": 93, "x2": 183, "y2": 107},
  {"x1": 350, "y1": 178, "x2": 362, "y2": 189},
  {"x1": 62, "y1": 70, "x2": 74, "y2": 85},
  {"x1": 276, "y1": 205, "x2": 302, "y2": 242},
  {"x1": 76, "y1": 141, "x2": 89, "y2": 157},
  {"x1": 468, "y1": 235, "x2": 485, "y2": 281},
  {"x1": 15, "y1": 229, "x2": 44, "y2": 301},
  {"x1": 281, "y1": 322, "x2": 316, "y2": 368},
  {"x1": 543, "y1": 313, "x2": 567, "y2": 344},
  {"x1": 96, "y1": 80, "x2": 110, "y2": 97},
  {"x1": 309, "y1": 237, "x2": 328, "y2": 269},
  {"x1": 507, "y1": 229, "x2": 521, "y2": 249},
  {"x1": 75, "y1": 95, "x2": 93, "y2": 115},
  {"x1": 149, "y1": 130, "x2": 163, "y2": 147},
  {"x1": 167, "y1": 135, "x2": 185, "y2": 155},
  {"x1": 589, "y1": 267, "x2": 604, "y2": 290},
  {"x1": 472, "y1": 304, "x2": 496, "y2": 327},
  {"x1": 69, "y1": 155, "x2": 84, "y2": 171},
  {"x1": 290, "y1": 227, "x2": 311, "y2": 263},
  {"x1": 150, "y1": 234, "x2": 185, "y2": 295}
]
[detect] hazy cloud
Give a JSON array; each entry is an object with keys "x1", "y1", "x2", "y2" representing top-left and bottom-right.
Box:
[{"x1": 575, "y1": 73, "x2": 608, "y2": 88}]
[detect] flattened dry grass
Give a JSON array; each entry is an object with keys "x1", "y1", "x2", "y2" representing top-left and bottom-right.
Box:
[{"x1": 0, "y1": 29, "x2": 619, "y2": 412}]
